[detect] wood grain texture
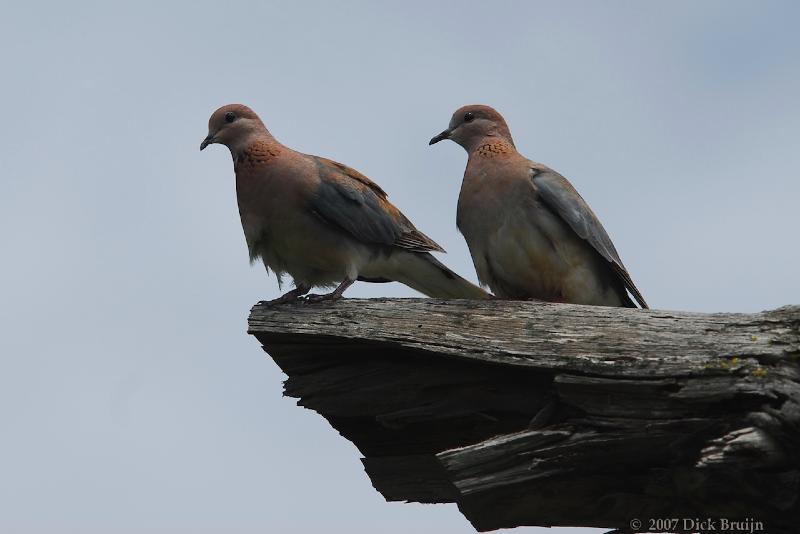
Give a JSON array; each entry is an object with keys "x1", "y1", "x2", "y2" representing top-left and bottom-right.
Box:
[{"x1": 248, "y1": 299, "x2": 800, "y2": 533}]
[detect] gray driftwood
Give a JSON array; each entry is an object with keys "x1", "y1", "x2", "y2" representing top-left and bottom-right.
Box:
[{"x1": 248, "y1": 299, "x2": 800, "y2": 533}]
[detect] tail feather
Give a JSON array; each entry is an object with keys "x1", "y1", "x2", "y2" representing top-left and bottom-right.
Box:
[{"x1": 368, "y1": 251, "x2": 492, "y2": 299}]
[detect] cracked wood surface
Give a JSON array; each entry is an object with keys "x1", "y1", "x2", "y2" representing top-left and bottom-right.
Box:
[{"x1": 248, "y1": 299, "x2": 800, "y2": 533}]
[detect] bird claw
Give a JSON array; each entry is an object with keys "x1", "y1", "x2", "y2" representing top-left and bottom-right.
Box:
[
  {"x1": 301, "y1": 278, "x2": 353, "y2": 304},
  {"x1": 261, "y1": 295, "x2": 302, "y2": 306},
  {"x1": 261, "y1": 286, "x2": 312, "y2": 306},
  {"x1": 303, "y1": 292, "x2": 343, "y2": 304}
]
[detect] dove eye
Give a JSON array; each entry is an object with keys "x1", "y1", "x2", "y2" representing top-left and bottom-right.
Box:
[
  {"x1": 224, "y1": 112, "x2": 236, "y2": 123},
  {"x1": 463, "y1": 112, "x2": 475, "y2": 123}
]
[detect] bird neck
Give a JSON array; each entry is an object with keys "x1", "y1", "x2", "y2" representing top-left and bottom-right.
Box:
[
  {"x1": 467, "y1": 135, "x2": 517, "y2": 159},
  {"x1": 231, "y1": 134, "x2": 284, "y2": 172},
  {"x1": 225, "y1": 124, "x2": 275, "y2": 154}
]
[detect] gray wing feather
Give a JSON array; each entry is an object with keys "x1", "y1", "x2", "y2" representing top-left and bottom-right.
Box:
[
  {"x1": 533, "y1": 169, "x2": 648, "y2": 308},
  {"x1": 314, "y1": 175, "x2": 400, "y2": 245},
  {"x1": 309, "y1": 157, "x2": 444, "y2": 252}
]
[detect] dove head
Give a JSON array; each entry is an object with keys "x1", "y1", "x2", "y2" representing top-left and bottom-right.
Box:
[
  {"x1": 200, "y1": 104, "x2": 270, "y2": 152},
  {"x1": 429, "y1": 105, "x2": 514, "y2": 153}
]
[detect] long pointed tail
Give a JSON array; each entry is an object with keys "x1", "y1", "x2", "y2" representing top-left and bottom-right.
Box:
[{"x1": 371, "y1": 251, "x2": 492, "y2": 299}]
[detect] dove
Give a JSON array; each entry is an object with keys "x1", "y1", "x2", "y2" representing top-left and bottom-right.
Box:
[
  {"x1": 201, "y1": 104, "x2": 490, "y2": 304},
  {"x1": 429, "y1": 105, "x2": 647, "y2": 308}
]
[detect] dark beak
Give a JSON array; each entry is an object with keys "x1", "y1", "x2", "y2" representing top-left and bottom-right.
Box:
[
  {"x1": 200, "y1": 134, "x2": 215, "y2": 151},
  {"x1": 429, "y1": 129, "x2": 451, "y2": 145}
]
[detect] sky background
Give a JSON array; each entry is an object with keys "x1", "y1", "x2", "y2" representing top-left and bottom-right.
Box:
[{"x1": 1, "y1": 1, "x2": 799, "y2": 533}]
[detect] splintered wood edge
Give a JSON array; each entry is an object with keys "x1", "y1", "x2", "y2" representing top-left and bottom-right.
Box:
[{"x1": 248, "y1": 299, "x2": 800, "y2": 378}]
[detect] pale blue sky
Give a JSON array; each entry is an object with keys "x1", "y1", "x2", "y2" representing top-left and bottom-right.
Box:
[{"x1": 1, "y1": 1, "x2": 798, "y2": 533}]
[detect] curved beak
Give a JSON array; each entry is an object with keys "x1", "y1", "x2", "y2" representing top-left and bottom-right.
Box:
[
  {"x1": 429, "y1": 129, "x2": 451, "y2": 145},
  {"x1": 200, "y1": 133, "x2": 215, "y2": 151}
]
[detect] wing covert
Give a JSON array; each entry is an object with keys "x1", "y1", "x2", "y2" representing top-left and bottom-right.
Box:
[
  {"x1": 533, "y1": 168, "x2": 648, "y2": 308},
  {"x1": 309, "y1": 157, "x2": 444, "y2": 253}
]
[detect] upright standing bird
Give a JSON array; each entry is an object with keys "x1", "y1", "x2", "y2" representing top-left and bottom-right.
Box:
[
  {"x1": 201, "y1": 104, "x2": 490, "y2": 303},
  {"x1": 429, "y1": 105, "x2": 647, "y2": 308}
]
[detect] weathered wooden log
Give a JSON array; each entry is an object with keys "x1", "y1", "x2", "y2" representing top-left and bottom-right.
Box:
[{"x1": 248, "y1": 299, "x2": 800, "y2": 533}]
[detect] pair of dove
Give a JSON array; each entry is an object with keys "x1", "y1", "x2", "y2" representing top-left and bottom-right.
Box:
[{"x1": 200, "y1": 104, "x2": 648, "y2": 308}]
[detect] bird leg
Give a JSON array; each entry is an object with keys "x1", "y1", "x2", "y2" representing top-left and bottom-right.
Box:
[
  {"x1": 304, "y1": 278, "x2": 355, "y2": 303},
  {"x1": 263, "y1": 284, "x2": 312, "y2": 306}
]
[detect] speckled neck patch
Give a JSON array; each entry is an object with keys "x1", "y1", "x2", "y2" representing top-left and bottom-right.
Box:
[
  {"x1": 236, "y1": 140, "x2": 281, "y2": 170},
  {"x1": 475, "y1": 141, "x2": 514, "y2": 158}
]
